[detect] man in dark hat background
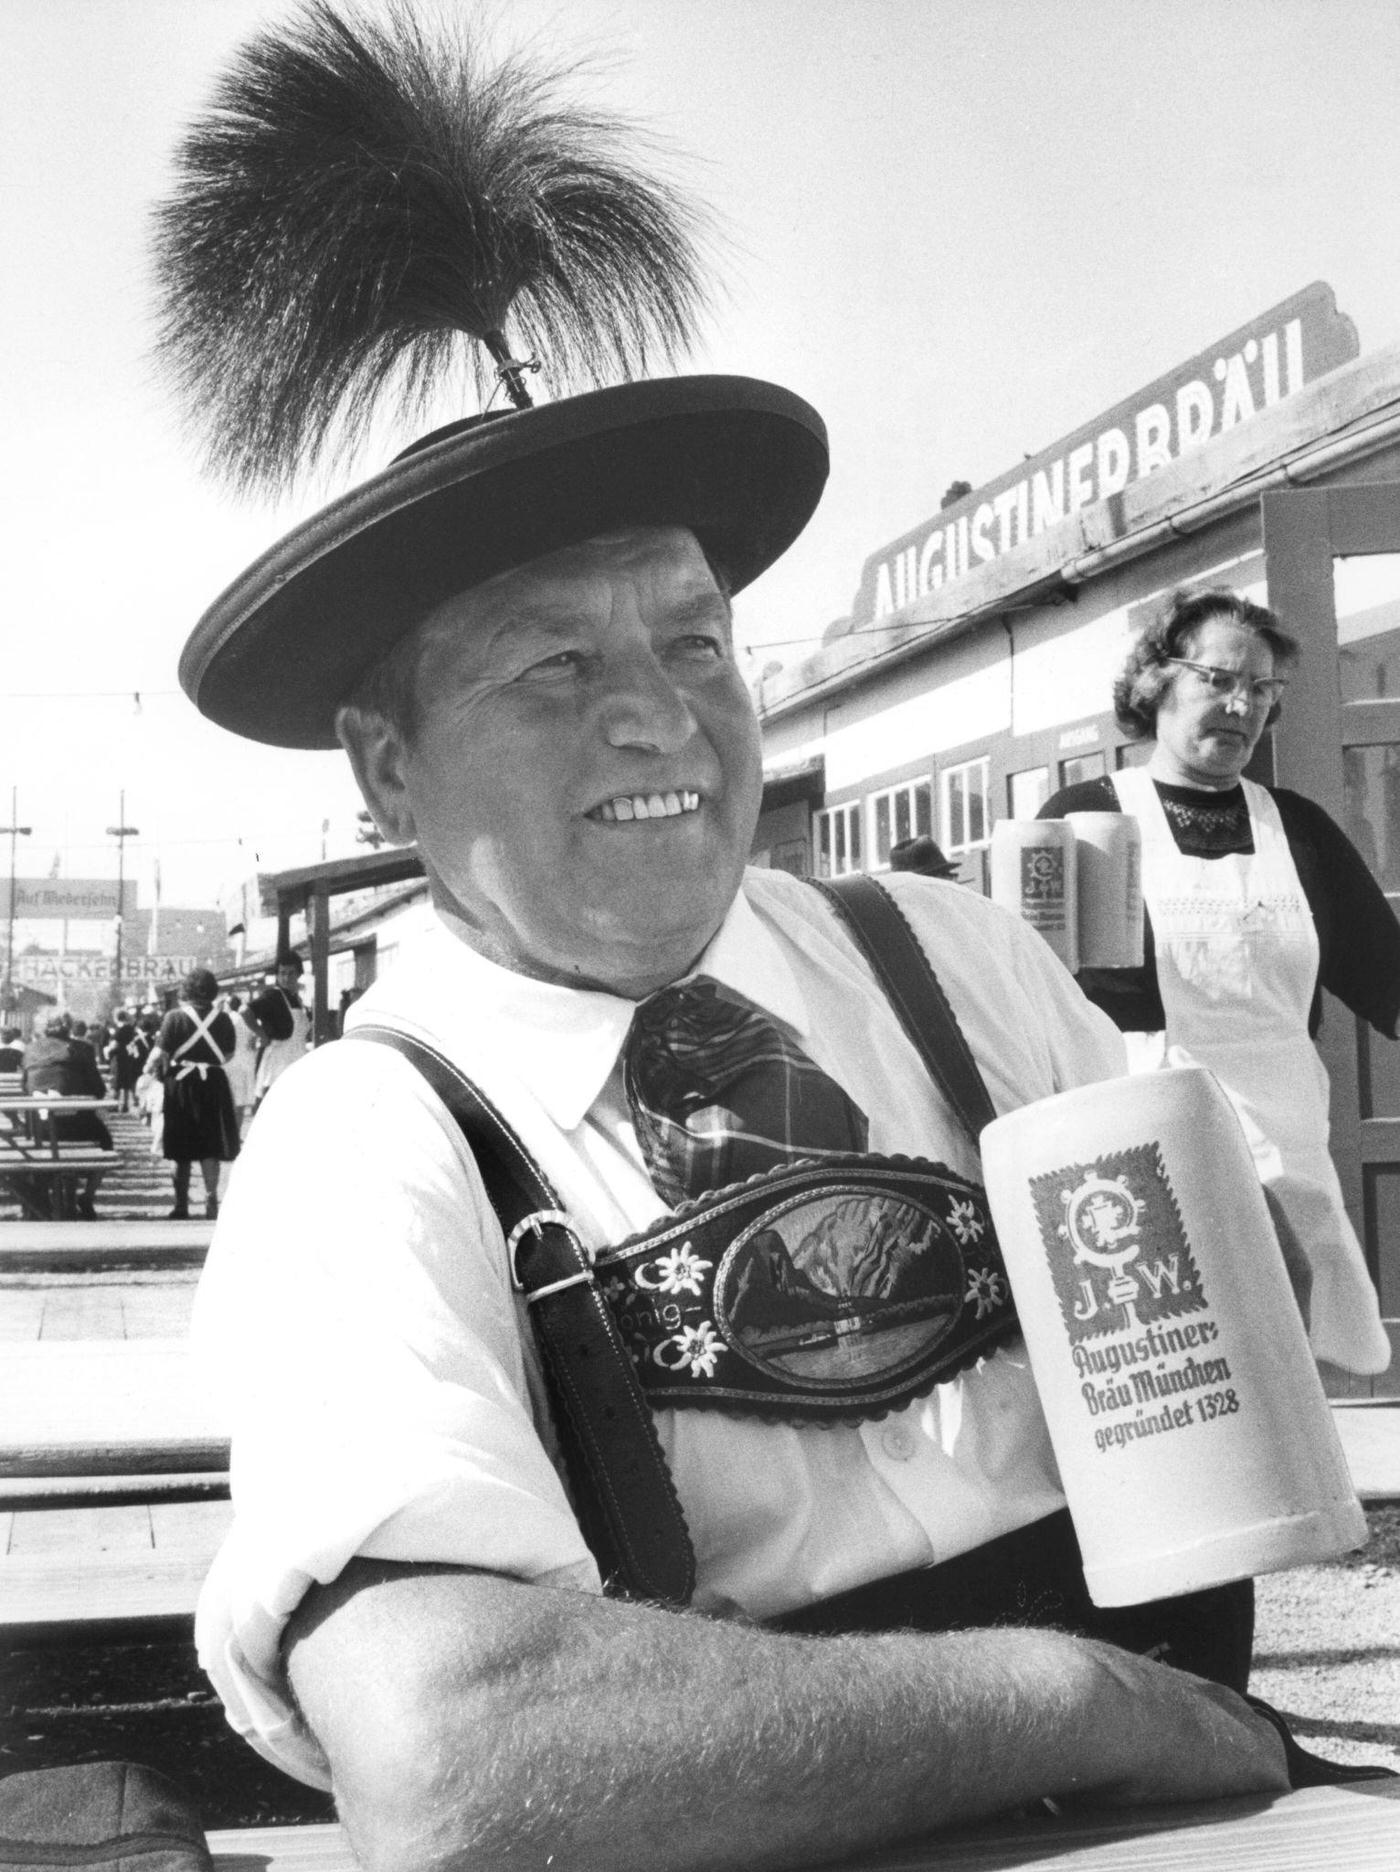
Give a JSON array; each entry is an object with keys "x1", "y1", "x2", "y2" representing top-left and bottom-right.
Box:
[
  {"x1": 891, "y1": 833, "x2": 961, "y2": 879},
  {"x1": 171, "y1": 6, "x2": 1286, "y2": 1866}
]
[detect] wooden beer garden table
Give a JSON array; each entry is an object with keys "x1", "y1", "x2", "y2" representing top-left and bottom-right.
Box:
[
  {"x1": 0, "y1": 1094, "x2": 119, "y2": 1219},
  {"x1": 0, "y1": 1335, "x2": 231, "y2": 1635},
  {"x1": 205, "y1": 1781, "x2": 1400, "y2": 1871},
  {"x1": 0, "y1": 1216, "x2": 213, "y2": 1271},
  {"x1": 0, "y1": 1338, "x2": 228, "y2": 1480}
]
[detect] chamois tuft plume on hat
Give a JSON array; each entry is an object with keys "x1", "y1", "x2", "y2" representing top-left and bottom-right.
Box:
[{"x1": 151, "y1": 0, "x2": 712, "y2": 497}]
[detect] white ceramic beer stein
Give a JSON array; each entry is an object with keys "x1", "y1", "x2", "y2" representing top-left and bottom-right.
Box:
[
  {"x1": 989, "y1": 819, "x2": 1078, "y2": 971},
  {"x1": 1065, "y1": 810, "x2": 1144, "y2": 969},
  {"x1": 980, "y1": 1065, "x2": 1365, "y2": 1605}
]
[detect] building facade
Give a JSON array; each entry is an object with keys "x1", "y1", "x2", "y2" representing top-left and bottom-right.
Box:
[{"x1": 752, "y1": 284, "x2": 1400, "y2": 1392}]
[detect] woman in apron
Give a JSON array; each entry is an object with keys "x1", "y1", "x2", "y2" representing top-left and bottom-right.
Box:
[
  {"x1": 149, "y1": 967, "x2": 240, "y2": 1219},
  {"x1": 1043, "y1": 586, "x2": 1397, "y2": 1377}
]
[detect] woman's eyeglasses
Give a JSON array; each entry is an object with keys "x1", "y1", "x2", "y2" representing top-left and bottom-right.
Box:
[{"x1": 1164, "y1": 659, "x2": 1288, "y2": 707}]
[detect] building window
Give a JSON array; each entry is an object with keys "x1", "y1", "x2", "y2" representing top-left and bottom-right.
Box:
[
  {"x1": 1059, "y1": 751, "x2": 1107, "y2": 787},
  {"x1": 941, "y1": 757, "x2": 991, "y2": 853},
  {"x1": 870, "y1": 778, "x2": 933, "y2": 869},
  {"x1": 1008, "y1": 766, "x2": 1050, "y2": 820},
  {"x1": 815, "y1": 801, "x2": 863, "y2": 877}
]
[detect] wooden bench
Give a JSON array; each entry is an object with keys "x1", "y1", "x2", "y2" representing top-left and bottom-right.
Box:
[
  {"x1": 0, "y1": 1152, "x2": 120, "y2": 1219},
  {"x1": 0, "y1": 1266, "x2": 201, "y2": 1344},
  {"x1": 202, "y1": 1783, "x2": 1400, "y2": 1872},
  {"x1": 0, "y1": 1102, "x2": 120, "y2": 1219},
  {"x1": 0, "y1": 1508, "x2": 232, "y2": 1640},
  {"x1": 0, "y1": 1339, "x2": 229, "y2": 1479},
  {"x1": 0, "y1": 1218, "x2": 213, "y2": 1272},
  {"x1": 0, "y1": 1337, "x2": 230, "y2": 1635}
]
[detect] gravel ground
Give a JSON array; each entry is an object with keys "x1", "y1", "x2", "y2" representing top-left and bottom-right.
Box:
[
  {"x1": 1251, "y1": 1503, "x2": 1400, "y2": 1774},
  {"x1": 3, "y1": 1508, "x2": 1396, "y2": 1827}
]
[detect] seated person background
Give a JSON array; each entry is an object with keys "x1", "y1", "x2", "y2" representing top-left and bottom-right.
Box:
[{"x1": 21, "y1": 1011, "x2": 113, "y2": 1219}]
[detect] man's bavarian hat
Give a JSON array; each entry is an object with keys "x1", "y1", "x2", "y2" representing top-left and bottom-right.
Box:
[{"x1": 155, "y1": 2, "x2": 828, "y2": 751}]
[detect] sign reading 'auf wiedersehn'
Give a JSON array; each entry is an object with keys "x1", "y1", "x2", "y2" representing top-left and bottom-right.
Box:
[
  {"x1": 855, "y1": 281, "x2": 1358, "y2": 628},
  {"x1": 3, "y1": 879, "x2": 139, "y2": 921}
]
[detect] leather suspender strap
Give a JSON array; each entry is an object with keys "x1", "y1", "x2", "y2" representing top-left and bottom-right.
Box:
[
  {"x1": 811, "y1": 875, "x2": 998, "y2": 1146},
  {"x1": 345, "y1": 1024, "x2": 696, "y2": 1607},
  {"x1": 348, "y1": 887, "x2": 988, "y2": 1607}
]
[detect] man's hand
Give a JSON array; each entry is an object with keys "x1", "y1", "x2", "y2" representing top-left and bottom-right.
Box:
[
  {"x1": 1043, "y1": 1634, "x2": 1288, "y2": 1808},
  {"x1": 285, "y1": 1562, "x2": 1288, "y2": 1872}
]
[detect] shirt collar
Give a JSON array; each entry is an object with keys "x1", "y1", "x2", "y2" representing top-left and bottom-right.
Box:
[{"x1": 349, "y1": 879, "x2": 812, "y2": 1133}]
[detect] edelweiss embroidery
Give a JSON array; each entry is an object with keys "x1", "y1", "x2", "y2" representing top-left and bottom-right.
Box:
[
  {"x1": 657, "y1": 1320, "x2": 724, "y2": 1379},
  {"x1": 964, "y1": 1266, "x2": 1007, "y2": 1319},
  {"x1": 947, "y1": 1196, "x2": 986, "y2": 1245},
  {"x1": 635, "y1": 1242, "x2": 713, "y2": 1297}
]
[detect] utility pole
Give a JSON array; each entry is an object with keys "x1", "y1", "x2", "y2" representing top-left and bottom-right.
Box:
[
  {"x1": 106, "y1": 791, "x2": 140, "y2": 1006},
  {"x1": 1, "y1": 787, "x2": 32, "y2": 1015}
]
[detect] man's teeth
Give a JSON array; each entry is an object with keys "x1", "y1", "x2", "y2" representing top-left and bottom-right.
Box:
[{"x1": 593, "y1": 790, "x2": 700, "y2": 822}]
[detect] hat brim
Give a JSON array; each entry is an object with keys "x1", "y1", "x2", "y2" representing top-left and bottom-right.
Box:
[{"x1": 179, "y1": 375, "x2": 828, "y2": 749}]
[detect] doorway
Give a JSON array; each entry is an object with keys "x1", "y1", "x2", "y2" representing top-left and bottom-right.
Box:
[{"x1": 1262, "y1": 484, "x2": 1400, "y2": 1392}]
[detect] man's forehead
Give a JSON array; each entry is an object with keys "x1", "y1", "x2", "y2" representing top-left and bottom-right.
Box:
[{"x1": 431, "y1": 524, "x2": 723, "y2": 627}]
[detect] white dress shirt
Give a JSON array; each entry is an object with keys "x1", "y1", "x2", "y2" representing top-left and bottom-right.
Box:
[{"x1": 193, "y1": 867, "x2": 1125, "y2": 1786}]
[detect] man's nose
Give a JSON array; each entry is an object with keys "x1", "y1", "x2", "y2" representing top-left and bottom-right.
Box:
[
  {"x1": 600, "y1": 653, "x2": 698, "y2": 753},
  {"x1": 1223, "y1": 686, "x2": 1251, "y2": 715}
]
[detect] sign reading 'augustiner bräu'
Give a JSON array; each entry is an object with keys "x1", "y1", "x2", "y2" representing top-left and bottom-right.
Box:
[{"x1": 855, "y1": 281, "x2": 1358, "y2": 626}]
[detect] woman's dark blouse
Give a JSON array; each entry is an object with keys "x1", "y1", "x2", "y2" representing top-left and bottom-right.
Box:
[{"x1": 1038, "y1": 776, "x2": 1400, "y2": 1039}]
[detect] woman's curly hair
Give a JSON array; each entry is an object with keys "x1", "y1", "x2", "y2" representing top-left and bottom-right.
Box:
[
  {"x1": 183, "y1": 967, "x2": 221, "y2": 1006},
  {"x1": 1114, "y1": 586, "x2": 1300, "y2": 741}
]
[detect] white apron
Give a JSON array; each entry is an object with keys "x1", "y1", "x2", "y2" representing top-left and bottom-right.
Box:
[
  {"x1": 1112, "y1": 765, "x2": 1390, "y2": 1375},
  {"x1": 170, "y1": 1004, "x2": 229, "y2": 1082},
  {"x1": 255, "y1": 992, "x2": 312, "y2": 1098}
]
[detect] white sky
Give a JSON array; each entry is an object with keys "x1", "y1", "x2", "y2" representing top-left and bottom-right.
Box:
[{"x1": 4, "y1": 0, "x2": 1400, "y2": 907}]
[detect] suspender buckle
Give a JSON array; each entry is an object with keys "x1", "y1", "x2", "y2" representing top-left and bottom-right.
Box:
[{"x1": 507, "y1": 1209, "x2": 593, "y2": 1301}]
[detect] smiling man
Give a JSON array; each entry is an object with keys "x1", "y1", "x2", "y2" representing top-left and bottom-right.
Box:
[
  {"x1": 337, "y1": 528, "x2": 762, "y2": 999},
  {"x1": 169, "y1": 7, "x2": 1290, "y2": 1868},
  {"x1": 186, "y1": 410, "x2": 1292, "y2": 1869}
]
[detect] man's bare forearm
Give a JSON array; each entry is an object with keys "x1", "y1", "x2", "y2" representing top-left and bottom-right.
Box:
[{"x1": 285, "y1": 1560, "x2": 1287, "y2": 1872}]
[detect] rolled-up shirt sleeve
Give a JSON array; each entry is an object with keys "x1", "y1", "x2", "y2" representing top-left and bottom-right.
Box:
[{"x1": 193, "y1": 1040, "x2": 599, "y2": 1788}]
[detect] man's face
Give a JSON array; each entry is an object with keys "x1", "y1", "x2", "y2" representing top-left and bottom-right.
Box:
[{"x1": 345, "y1": 527, "x2": 764, "y2": 997}]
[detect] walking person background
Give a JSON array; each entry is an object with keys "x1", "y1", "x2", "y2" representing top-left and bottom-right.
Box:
[
  {"x1": 221, "y1": 993, "x2": 259, "y2": 1131},
  {"x1": 108, "y1": 1006, "x2": 144, "y2": 1113},
  {"x1": 1041, "y1": 585, "x2": 1400, "y2": 1376},
  {"x1": 148, "y1": 967, "x2": 240, "y2": 1219},
  {"x1": 134, "y1": 1010, "x2": 162, "y2": 1133}
]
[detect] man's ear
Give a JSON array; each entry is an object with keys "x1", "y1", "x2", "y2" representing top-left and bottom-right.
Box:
[{"x1": 335, "y1": 706, "x2": 417, "y2": 846}]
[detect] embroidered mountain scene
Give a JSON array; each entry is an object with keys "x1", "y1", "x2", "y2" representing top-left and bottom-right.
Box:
[{"x1": 719, "y1": 1190, "x2": 968, "y2": 1384}]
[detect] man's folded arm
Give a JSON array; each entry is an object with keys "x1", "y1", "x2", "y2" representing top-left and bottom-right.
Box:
[{"x1": 285, "y1": 1557, "x2": 1288, "y2": 1872}]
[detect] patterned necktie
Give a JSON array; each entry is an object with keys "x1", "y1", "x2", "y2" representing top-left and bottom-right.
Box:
[{"x1": 623, "y1": 976, "x2": 870, "y2": 1206}]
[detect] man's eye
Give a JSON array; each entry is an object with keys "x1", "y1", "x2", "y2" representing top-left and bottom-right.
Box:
[
  {"x1": 520, "y1": 650, "x2": 584, "y2": 679},
  {"x1": 676, "y1": 633, "x2": 725, "y2": 658}
]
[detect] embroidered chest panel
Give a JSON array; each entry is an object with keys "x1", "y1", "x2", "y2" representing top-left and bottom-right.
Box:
[{"x1": 594, "y1": 1155, "x2": 1018, "y2": 1424}]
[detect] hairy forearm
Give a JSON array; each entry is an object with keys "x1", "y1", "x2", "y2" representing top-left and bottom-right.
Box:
[{"x1": 286, "y1": 1562, "x2": 1286, "y2": 1872}]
